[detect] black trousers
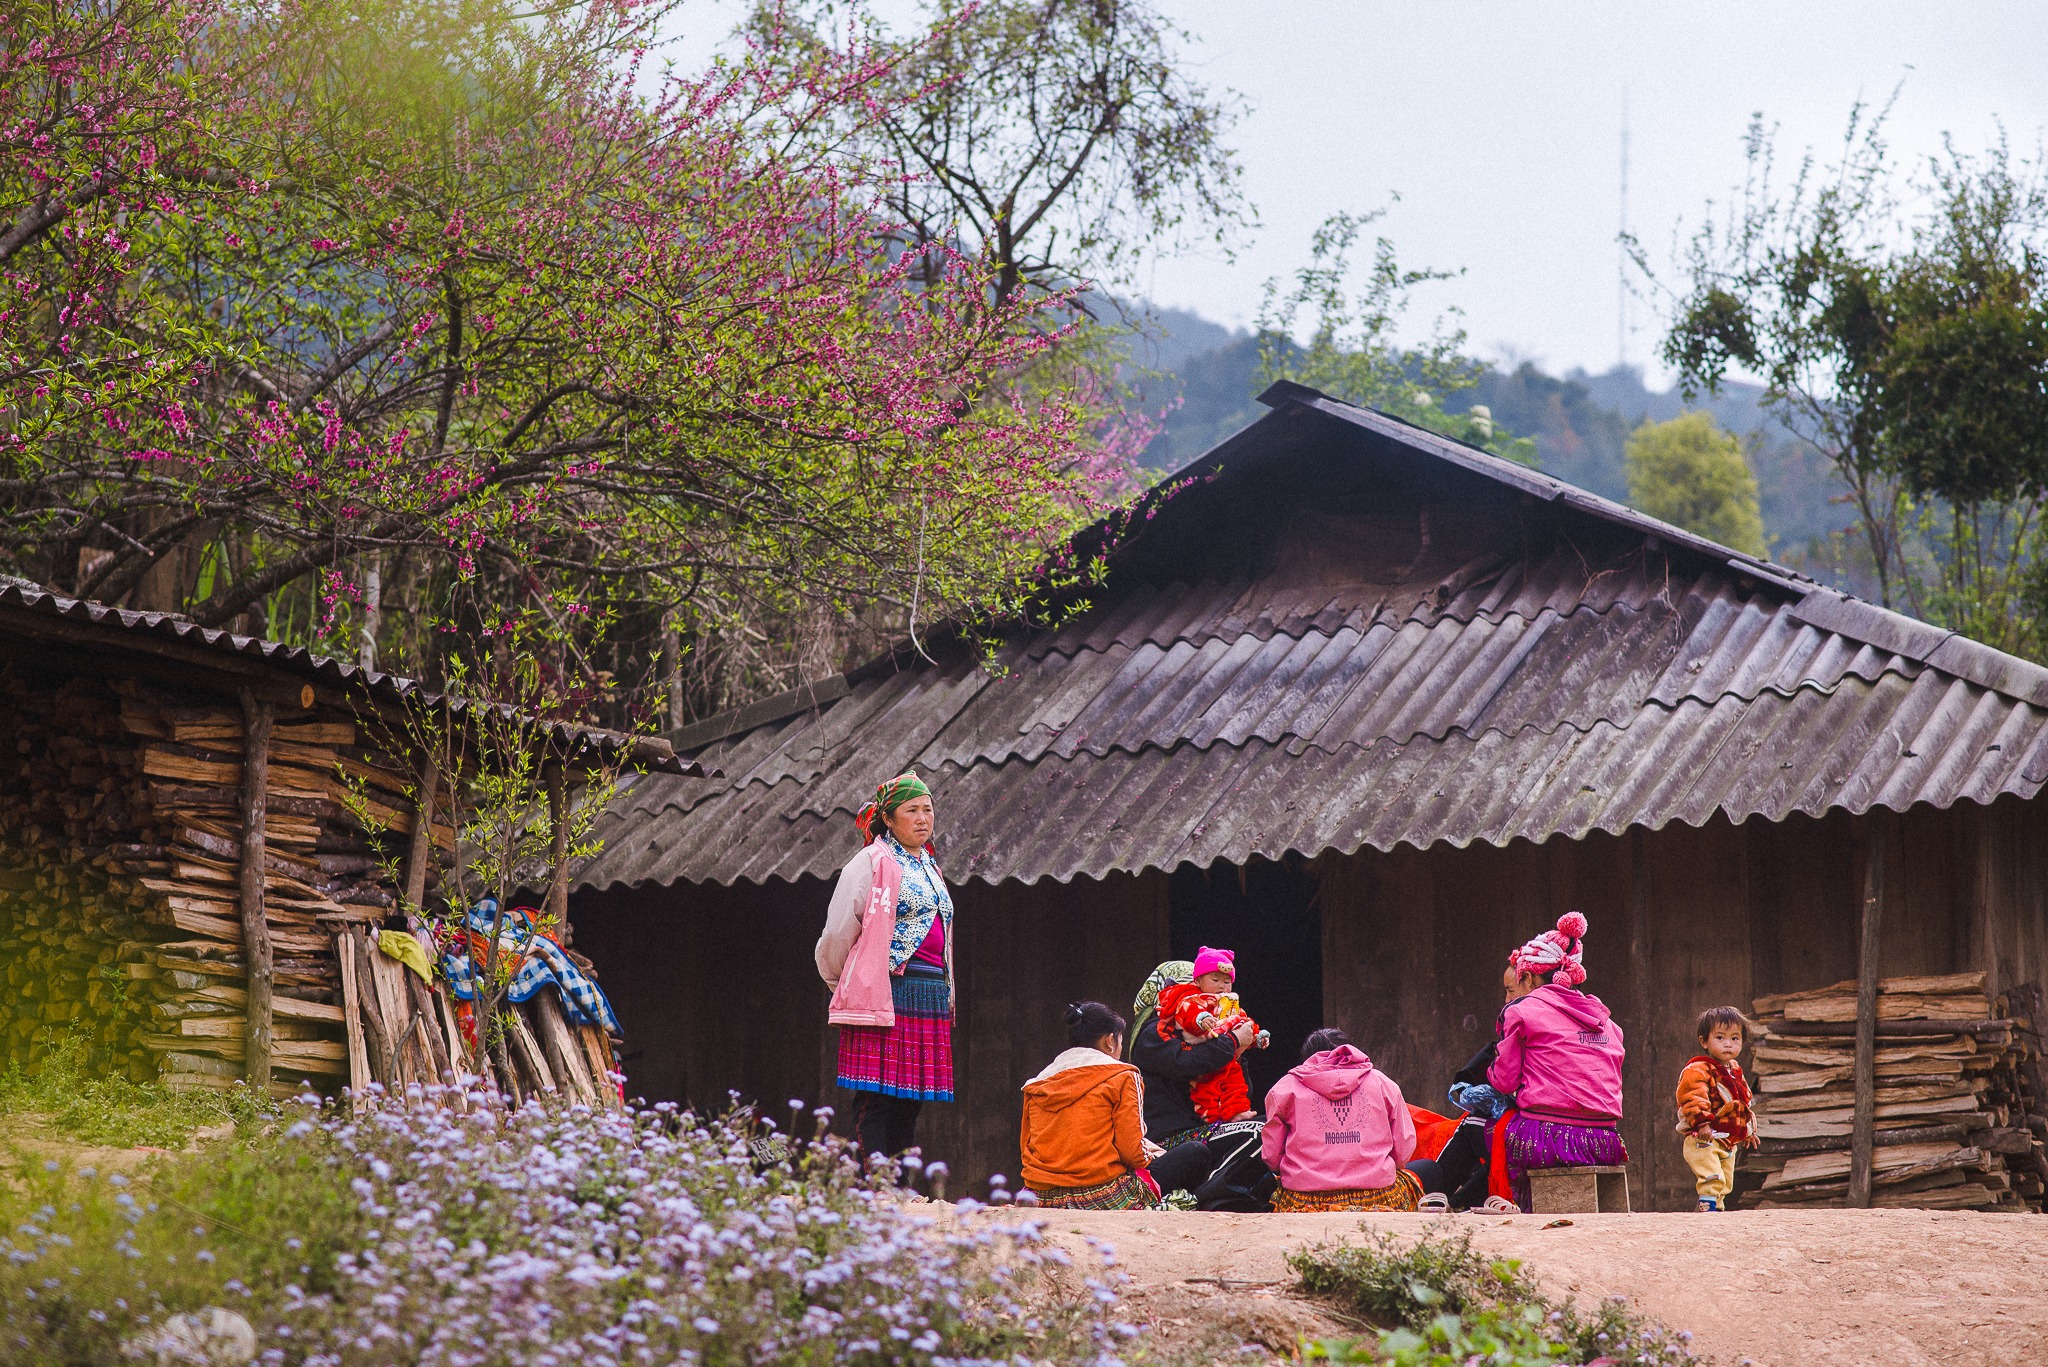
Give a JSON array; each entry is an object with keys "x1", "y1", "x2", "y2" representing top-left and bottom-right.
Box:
[
  {"x1": 850, "y1": 1091, "x2": 924, "y2": 1159},
  {"x1": 1404, "y1": 1114, "x2": 1492, "y2": 1207},
  {"x1": 1148, "y1": 1138, "x2": 1220, "y2": 1194}
]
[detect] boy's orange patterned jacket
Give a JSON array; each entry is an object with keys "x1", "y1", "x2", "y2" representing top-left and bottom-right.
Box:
[{"x1": 1675, "y1": 1055, "x2": 1755, "y2": 1146}]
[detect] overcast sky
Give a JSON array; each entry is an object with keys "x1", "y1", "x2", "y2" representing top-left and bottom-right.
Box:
[{"x1": 671, "y1": 1, "x2": 2048, "y2": 381}]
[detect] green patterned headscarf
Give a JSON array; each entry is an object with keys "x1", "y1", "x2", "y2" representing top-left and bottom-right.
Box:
[
  {"x1": 856, "y1": 771, "x2": 931, "y2": 842},
  {"x1": 1129, "y1": 959, "x2": 1194, "y2": 1053}
]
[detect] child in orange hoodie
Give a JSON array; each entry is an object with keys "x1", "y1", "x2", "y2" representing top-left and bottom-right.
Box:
[
  {"x1": 1675, "y1": 1006, "x2": 1757, "y2": 1211},
  {"x1": 1020, "y1": 1001, "x2": 1159, "y2": 1209}
]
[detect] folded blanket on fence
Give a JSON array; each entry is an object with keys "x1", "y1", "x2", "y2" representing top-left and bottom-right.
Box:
[{"x1": 441, "y1": 898, "x2": 620, "y2": 1033}]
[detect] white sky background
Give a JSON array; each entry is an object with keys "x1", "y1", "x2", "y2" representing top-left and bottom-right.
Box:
[{"x1": 663, "y1": 1, "x2": 2048, "y2": 383}]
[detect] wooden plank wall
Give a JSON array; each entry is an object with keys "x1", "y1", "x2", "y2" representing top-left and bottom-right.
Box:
[
  {"x1": 1320, "y1": 796, "x2": 2048, "y2": 1211},
  {"x1": 574, "y1": 795, "x2": 2048, "y2": 1209},
  {"x1": 571, "y1": 866, "x2": 1171, "y2": 1189}
]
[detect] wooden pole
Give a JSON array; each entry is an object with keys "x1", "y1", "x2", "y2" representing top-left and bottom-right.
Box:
[
  {"x1": 236, "y1": 687, "x2": 275, "y2": 1093},
  {"x1": 1848, "y1": 812, "x2": 1887, "y2": 1208},
  {"x1": 400, "y1": 753, "x2": 441, "y2": 917},
  {"x1": 1628, "y1": 826, "x2": 1657, "y2": 1210},
  {"x1": 545, "y1": 760, "x2": 570, "y2": 932}
]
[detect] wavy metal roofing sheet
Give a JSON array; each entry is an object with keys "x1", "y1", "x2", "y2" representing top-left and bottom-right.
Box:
[{"x1": 0, "y1": 582, "x2": 697, "y2": 774}]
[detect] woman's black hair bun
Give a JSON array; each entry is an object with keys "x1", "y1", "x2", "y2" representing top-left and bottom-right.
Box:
[{"x1": 1062, "y1": 1002, "x2": 1084, "y2": 1025}]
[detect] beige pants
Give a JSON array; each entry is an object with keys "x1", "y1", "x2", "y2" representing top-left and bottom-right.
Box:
[{"x1": 1683, "y1": 1133, "x2": 1738, "y2": 1201}]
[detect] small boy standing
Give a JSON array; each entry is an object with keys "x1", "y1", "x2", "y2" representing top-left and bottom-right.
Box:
[{"x1": 1675, "y1": 1006, "x2": 1757, "y2": 1211}]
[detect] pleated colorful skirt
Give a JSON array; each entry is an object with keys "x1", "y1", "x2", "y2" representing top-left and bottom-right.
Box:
[
  {"x1": 1502, "y1": 1113, "x2": 1628, "y2": 1211},
  {"x1": 1271, "y1": 1170, "x2": 1424, "y2": 1212},
  {"x1": 836, "y1": 962, "x2": 954, "y2": 1101},
  {"x1": 1027, "y1": 1171, "x2": 1159, "y2": 1210}
]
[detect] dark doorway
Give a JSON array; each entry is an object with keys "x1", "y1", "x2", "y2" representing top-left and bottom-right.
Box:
[{"x1": 1167, "y1": 855, "x2": 1324, "y2": 1107}]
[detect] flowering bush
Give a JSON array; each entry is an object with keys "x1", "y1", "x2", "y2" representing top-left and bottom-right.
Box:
[{"x1": 1, "y1": 1088, "x2": 1132, "y2": 1367}]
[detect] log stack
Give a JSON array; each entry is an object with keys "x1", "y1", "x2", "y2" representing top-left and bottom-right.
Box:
[
  {"x1": 0, "y1": 670, "x2": 410, "y2": 1094},
  {"x1": 1739, "y1": 971, "x2": 2046, "y2": 1212},
  {"x1": 2, "y1": 657, "x2": 625, "y2": 1111}
]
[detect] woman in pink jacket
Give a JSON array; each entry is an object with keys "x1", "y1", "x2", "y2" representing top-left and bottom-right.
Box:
[
  {"x1": 814, "y1": 772, "x2": 954, "y2": 1164},
  {"x1": 1486, "y1": 911, "x2": 1627, "y2": 1211},
  {"x1": 1260, "y1": 1028, "x2": 1421, "y2": 1211}
]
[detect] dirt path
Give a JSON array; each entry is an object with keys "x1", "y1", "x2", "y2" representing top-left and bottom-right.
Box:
[{"x1": 1024, "y1": 1209, "x2": 2048, "y2": 1366}]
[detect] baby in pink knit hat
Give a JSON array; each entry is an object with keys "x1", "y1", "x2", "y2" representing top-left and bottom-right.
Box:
[{"x1": 1155, "y1": 947, "x2": 1268, "y2": 1123}]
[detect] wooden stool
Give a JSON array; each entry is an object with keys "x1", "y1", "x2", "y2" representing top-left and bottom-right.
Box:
[{"x1": 1526, "y1": 1165, "x2": 1630, "y2": 1213}]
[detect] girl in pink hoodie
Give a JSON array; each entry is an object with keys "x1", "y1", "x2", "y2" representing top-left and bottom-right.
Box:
[
  {"x1": 1261, "y1": 1028, "x2": 1421, "y2": 1211},
  {"x1": 1487, "y1": 912, "x2": 1629, "y2": 1211}
]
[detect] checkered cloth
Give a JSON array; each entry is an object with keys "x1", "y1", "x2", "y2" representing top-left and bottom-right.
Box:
[
  {"x1": 441, "y1": 898, "x2": 620, "y2": 1033},
  {"x1": 1271, "y1": 1170, "x2": 1423, "y2": 1213},
  {"x1": 1026, "y1": 1172, "x2": 1159, "y2": 1210}
]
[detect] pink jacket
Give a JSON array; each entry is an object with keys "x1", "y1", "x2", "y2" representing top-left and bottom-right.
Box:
[
  {"x1": 1261, "y1": 1046, "x2": 1416, "y2": 1193},
  {"x1": 814, "y1": 843, "x2": 909, "y2": 1027},
  {"x1": 1488, "y1": 983, "x2": 1625, "y2": 1124}
]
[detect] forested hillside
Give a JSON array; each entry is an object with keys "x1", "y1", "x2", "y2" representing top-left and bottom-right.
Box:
[{"x1": 1131, "y1": 307, "x2": 1857, "y2": 581}]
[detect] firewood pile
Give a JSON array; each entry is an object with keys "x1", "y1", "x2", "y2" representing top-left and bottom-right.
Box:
[
  {"x1": 1740, "y1": 971, "x2": 2046, "y2": 1212},
  {"x1": 2, "y1": 666, "x2": 623, "y2": 1110}
]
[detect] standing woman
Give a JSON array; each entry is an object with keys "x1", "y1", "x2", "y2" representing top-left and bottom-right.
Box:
[{"x1": 815, "y1": 772, "x2": 955, "y2": 1161}]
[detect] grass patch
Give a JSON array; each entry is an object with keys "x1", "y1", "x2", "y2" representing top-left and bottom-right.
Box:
[
  {"x1": 0, "y1": 1103, "x2": 361, "y2": 1365},
  {"x1": 0, "y1": 1034, "x2": 265, "y2": 1150},
  {"x1": 1289, "y1": 1227, "x2": 1699, "y2": 1367}
]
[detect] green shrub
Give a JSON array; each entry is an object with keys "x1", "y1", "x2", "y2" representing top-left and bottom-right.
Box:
[
  {"x1": 1307, "y1": 1308, "x2": 1569, "y2": 1366},
  {"x1": 1289, "y1": 1226, "x2": 1537, "y2": 1330},
  {"x1": 1290, "y1": 1228, "x2": 1699, "y2": 1367}
]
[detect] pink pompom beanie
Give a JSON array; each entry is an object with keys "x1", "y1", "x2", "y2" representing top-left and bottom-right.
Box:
[
  {"x1": 1509, "y1": 912, "x2": 1589, "y2": 988},
  {"x1": 1191, "y1": 946, "x2": 1236, "y2": 981}
]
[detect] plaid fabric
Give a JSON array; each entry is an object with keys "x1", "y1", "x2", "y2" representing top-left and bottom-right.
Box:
[
  {"x1": 837, "y1": 964, "x2": 953, "y2": 1100},
  {"x1": 1028, "y1": 1172, "x2": 1158, "y2": 1210},
  {"x1": 1272, "y1": 1170, "x2": 1423, "y2": 1213},
  {"x1": 441, "y1": 899, "x2": 621, "y2": 1033}
]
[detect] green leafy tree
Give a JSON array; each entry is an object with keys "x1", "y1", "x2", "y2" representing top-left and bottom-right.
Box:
[
  {"x1": 1624, "y1": 413, "x2": 1767, "y2": 556},
  {"x1": 1653, "y1": 107, "x2": 2048, "y2": 657},
  {"x1": 1256, "y1": 209, "x2": 1538, "y2": 464}
]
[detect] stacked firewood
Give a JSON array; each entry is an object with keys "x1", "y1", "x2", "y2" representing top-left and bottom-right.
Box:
[
  {"x1": 0, "y1": 849, "x2": 164, "y2": 1083},
  {"x1": 1739, "y1": 972, "x2": 2046, "y2": 1212},
  {"x1": 2, "y1": 664, "x2": 624, "y2": 1109}
]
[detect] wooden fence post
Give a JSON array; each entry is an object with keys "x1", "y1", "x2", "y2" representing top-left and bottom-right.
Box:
[
  {"x1": 401, "y1": 753, "x2": 441, "y2": 917},
  {"x1": 545, "y1": 760, "x2": 569, "y2": 932},
  {"x1": 1848, "y1": 812, "x2": 1887, "y2": 1207},
  {"x1": 237, "y1": 687, "x2": 275, "y2": 1093}
]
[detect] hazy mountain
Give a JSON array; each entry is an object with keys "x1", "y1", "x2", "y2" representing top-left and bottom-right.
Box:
[{"x1": 1129, "y1": 310, "x2": 1857, "y2": 579}]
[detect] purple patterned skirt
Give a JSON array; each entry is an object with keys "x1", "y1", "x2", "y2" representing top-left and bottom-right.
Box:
[
  {"x1": 1503, "y1": 1113, "x2": 1628, "y2": 1212},
  {"x1": 836, "y1": 963, "x2": 954, "y2": 1101}
]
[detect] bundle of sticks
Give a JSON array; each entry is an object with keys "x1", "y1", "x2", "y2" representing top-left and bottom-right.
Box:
[
  {"x1": 1738, "y1": 972, "x2": 2047, "y2": 1211},
  {"x1": 331, "y1": 921, "x2": 623, "y2": 1111}
]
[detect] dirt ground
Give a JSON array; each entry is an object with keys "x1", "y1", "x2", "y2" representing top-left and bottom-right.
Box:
[{"x1": 1019, "y1": 1209, "x2": 2048, "y2": 1367}]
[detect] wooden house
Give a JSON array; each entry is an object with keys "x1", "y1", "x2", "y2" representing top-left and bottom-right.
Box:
[{"x1": 568, "y1": 383, "x2": 2048, "y2": 1211}]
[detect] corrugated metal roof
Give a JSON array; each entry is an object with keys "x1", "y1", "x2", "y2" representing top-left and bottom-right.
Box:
[
  {"x1": 572, "y1": 387, "x2": 2048, "y2": 887},
  {"x1": 0, "y1": 582, "x2": 701, "y2": 776}
]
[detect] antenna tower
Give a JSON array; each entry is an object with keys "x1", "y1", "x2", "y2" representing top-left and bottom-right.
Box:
[{"x1": 1618, "y1": 89, "x2": 1630, "y2": 370}]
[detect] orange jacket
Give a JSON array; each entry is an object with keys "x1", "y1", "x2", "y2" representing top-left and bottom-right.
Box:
[
  {"x1": 1675, "y1": 1055, "x2": 1755, "y2": 1146},
  {"x1": 1020, "y1": 1049, "x2": 1147, "y2": 1191}
]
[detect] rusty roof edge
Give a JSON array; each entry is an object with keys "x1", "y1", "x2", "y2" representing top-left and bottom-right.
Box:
[
  {"x1": 0, "y1": 583, "x2": 708, "y2": 777},
  {"x1": 582, "y1": 782, "x2": 2048, "y2": 894},
  {"x1": 1258, "y1": 384, "x2": 1814, "y2": 592}
]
